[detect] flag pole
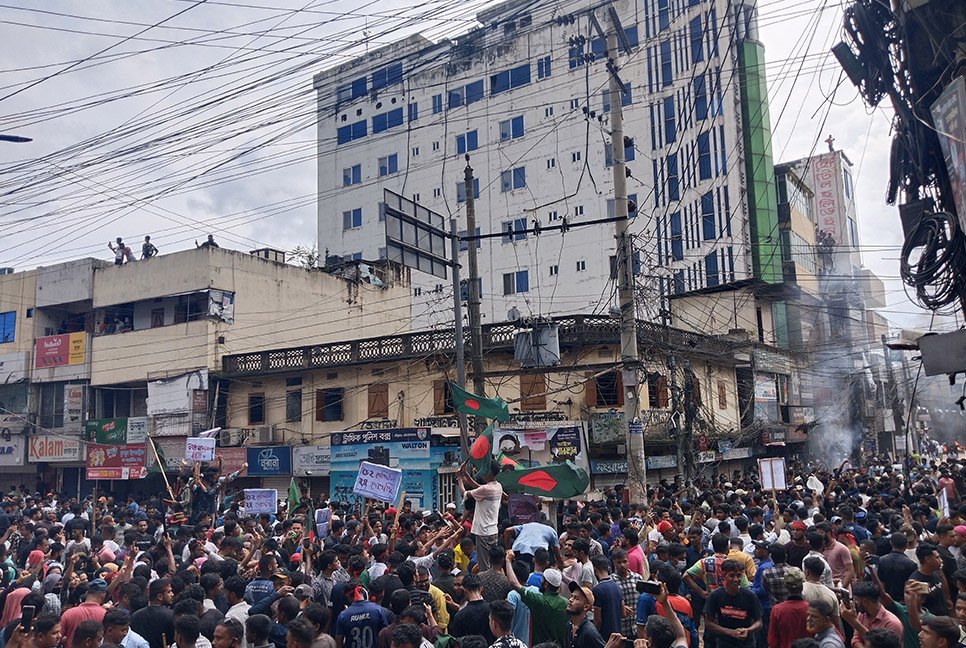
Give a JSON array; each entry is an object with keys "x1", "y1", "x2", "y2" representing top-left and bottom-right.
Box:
[{"x1": 147, "y1": 436, "x2": 175, "y2": 500}]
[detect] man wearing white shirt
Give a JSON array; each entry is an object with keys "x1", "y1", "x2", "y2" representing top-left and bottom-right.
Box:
[
  {"x1": 104, "y1": 607, "x2": 151, "y2": 648},
  {"x1": 223, "y1": 577, "x2": 250, "y2": 648}
]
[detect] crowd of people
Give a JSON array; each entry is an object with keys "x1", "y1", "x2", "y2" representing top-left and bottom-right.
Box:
[{"x1": 0, "y1": 451, "x2": 964, "y2": 648}]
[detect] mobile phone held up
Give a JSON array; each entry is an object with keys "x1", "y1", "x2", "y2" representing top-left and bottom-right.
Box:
[
  {"x1": 21, "y1": 605, "x2": 35, "y2": 633},
  {"x1": 637, "y1": 581, "x2": 662, "y2": 595}
]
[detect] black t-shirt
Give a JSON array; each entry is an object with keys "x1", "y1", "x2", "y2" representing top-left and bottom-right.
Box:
[
  {"x1": 705, "y1": 587, "x2": 762, "y2": 648},
  {"x1": 450, "y1": 600, "x2": 495, "y2": 645},
  {"x1": 131, "y1": 605, "x2": 175, "y2": 648},
  {"x1": 911, "y1": 570, "x2": 948, "y2": 616}
]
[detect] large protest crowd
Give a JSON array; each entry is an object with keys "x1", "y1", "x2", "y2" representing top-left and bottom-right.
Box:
[{"x1": 0, "y1": 449, "x2": 964, "y2": 648}]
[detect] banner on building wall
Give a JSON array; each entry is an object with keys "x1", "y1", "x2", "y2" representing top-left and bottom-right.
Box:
[
  {"x1": 246, "y1": 446, "x2": 292, "y2": 476},
  {"x1": 589, "y1": 411, "x2": 627, "y2": 445},
  {"x1": 330, "y1": 428, "x2": 432, "y2": 509},
  {"x1": 29, "y1": 435, "x2": 81, "y2": 463},
  {"x1": 490, "y1": 425, "x2": 587, "y2": 469},
  {"x1": 85, "y1": 417, "x2": 148, "y2": 444},
  {"x1": 930, "y1": 77, "x2": 966, "y2": 231},
  {"x1": 216, "y1": 448, "x2": 248, "y2": 476},
  {"x1": 810, "y1": 153, "x2": 842, "y2": 244},
  {"x1": 0, "y1": 436, "x2": 25, "y2": 467},
  {"x1": 64, "y1": 386, "x2": 84, "y2": 433},
  {"x1": 35, "y1": 333, "x2": 85, "y2": 368},
  {"x1": 293, "y1": 446, "x2": 331, "y2": 476},
  {"x1": 645, "y1": 455, "x2": 677, "y2": 470},
  {"x1": 86, "y1": 443, "x2": 147, "y2": 480},
  {"x1": 0, "y1": 414, "x2": 27, "y2": 436},
  {"x1": 146, "y1": 370, "x2": 208, "y2": 415}
]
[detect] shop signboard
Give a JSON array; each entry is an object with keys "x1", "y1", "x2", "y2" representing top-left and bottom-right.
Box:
[
  {"x1": 29, "y1": 435, "x2": 81, "y2": 463},
  {"x1": 293, "y1": 445, "x2": 331, "y2": 476},
  {"x1": 0, "y1": 436, "x2": 25, "y2": 466},
  {"x1": 246, "y1": 446, "x2": 292, "y2": 476},
  {"x1": 330, "y1": 428, "x2": 432, "y2": 509},
  {"x1": 35, "y1": 333, "x2": 85, "y2": 368},
  {"x1": 86, "y1": 443, "x2": 147, "y2": 480}
]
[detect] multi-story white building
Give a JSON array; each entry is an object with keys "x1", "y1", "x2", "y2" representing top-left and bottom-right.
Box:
[{"x1": 314, "y1": 0, "x2": 779, "y2": 329}]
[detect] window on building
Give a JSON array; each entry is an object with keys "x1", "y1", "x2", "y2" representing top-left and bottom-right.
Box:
[
  {"x1": 569, "y1": 43, "x2": 585, "y2": 69},
  {"x1": 336, "y1": 119, "x2": 367, "y2": 145},
  {"x1": 606, "y1": 194, "x2": 639, "y2": 218},
  {"x1": 459, "y1": 227, "x2": 481, "y2": 251},
  {"x1": 433, "y1": 187, "x2": 441, "y2": 197},
  {"x1": 448, "y1": 86, "x2": 465, "y2": 109},
  {"x1": 491, "y1": 64, "x2": 531, "y2": 94},
  {"x1": 378, "y1": 153, "x2": 398, "y2": 176},
  {"x1": 670, "y1": 211, "x2": 683, "y2": 260},
  {"x1": 456, "y1": 178, "x2": 480, "y2": 203},
  {"x1": 537, "y1": 55, "x2": 552, "y2": 79},
  {"x1": 545, "y1": 106, "x2": 554, "y2": 117},
  {"x1": 844, "y1": 168, "x2": 854, "y2": 198},
  {"x1": 647, "y1": 372, "x2": 669, "y2": 408},
  {"x1": 576, "y1": 260, "x2": 587, "y2": 271},
  {"x1": 432, "y1": 141, "x2": 440, "y2": 152},
  {"x1": 705, "y1": 251, "x2": 719, "y2": 286},
  {"x1": 717, "y1": 380, "x2": 728, "y2": 409},
  {"x1": 372, "y1": 108, "x2": 403, "y2": 134},
  {"x1": 371, "y1": 63, "x2": 403, "y2": 91},
  {"x1": 549, "y1": 264, "x2": 559, "y2": 276},
  {"x1": 456, "y1": 130, "x2": 478, "y2": 154},
  {"x1": 570, "y1": 99, "x2": 580, "y2": 110},
  {"x1": 690, "y1": 17, "x2": 704, "y2": 63},
  {"x1": 547, "y1": 158, "x2": 556, "y2": 169},
  {"x1": 465, "y1": 80, "x2": 484, "y2": 105},
  {"x1": 342, "y1": 208, "x2": 362, "y2": 229},
  {"x1": 667, "y1": 153, "x2": 679, "y2": 201},
  {"x1": 433, "y1": 381, "x2": 455, "y2": 415},
  {"x1": 459, "y1": 278, "x2": 482, "y2": 302},
  {"x1": 343, "y1": 164, "x2": 362, "y2": 186},
  {"x1": 408, "y1": 102, "x2": 418, "y2": 122},
  {"x1": 503, "y1": 270, "x2": 529, "y2": 295},
  {"x1": 702, "y1": 191, "x2": 715, "y2": 240},
  {"x1": 500, "y1": 167, "x2": 526, "y2": 191},
  {"x1": 432, "y1": 94, "x2": 443, "y2": 114},
  {"x1": 660, "y1": 40, "x2": 672, "y2": 86},
  {"x1": 586, "y1": 371, "x2": 622, "y2": 407},
  {"x1": 286, "y1": 388, "x2": 302, "y2": 422},
  {"x1": 0, "y1": 311, "x2": 14, "y2": 343},
  {"x1": 316, "y1": 388, "x2": 344, "y2": 422},
  {"x1": 664, "y1": 96, "x2": 676, "y2": 143},
  {"x1": 698, "y1": 131, "x2": 712, "y2": 180},
  {"x1": 500, "y1": 116, "x2": 525, "y2": 140},
  {"x1": 25, "y1": 309, "x2": 33, "y2": 318},
  {"x1": 602, "y1": 84, "x2": 633, "y2": 112},
  {"x1": 605, "y1": 142, "x2": 636, "y2": 165},
  {"x1": 501, "y1": 217, "x2": 528, "y2": 242},
  {"x1": 849, "y1": 217, "x2": 859, "y2": 248},
  {"x1": 368, "y1": 383, "x2": 389, "y2": 418},
  {"x1": 695, "y1": 74, "x2": 708, "y2": 121},
  {"x1": 39, "y1": 382, "x2": 64, "y2": 429},
  {"x1": 549, "y1": 210, "x2": 559, "y2": 221},
  {"x1": 520, "y1": 373, "x2": 547, "y2": 411},
  {"x1": 248, "y1": 393, "x2": 265, "y2": 425},
  {"x1": 572, "y1": 151, "x2": 582, "y2": 163},
  {"x1": 412, "y1": 146, "x2": 419, "y2": 156},
  {"x1": 658, "y1": 0, "x2": 670, "y2": 30},
  {"x1": 351, "y1": 76, "x2": 367, "y2": 98}
]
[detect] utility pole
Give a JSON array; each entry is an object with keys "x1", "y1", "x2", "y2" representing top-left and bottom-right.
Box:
[
  {"x1": 881, "y1": 334, "x2": 906, "y2": 463},
  {"x1": 681, "y1": 361, "x2": 697, "y2": 480},
  {"x1": 669, "y1": 353, "x2": 684, "y2": 472},
  {"x1": 464, "y1": 159, "x2": 487, "y2": 434},
  {"x1": 450, "y1": 218, "x2": 469, "y2": 459},
  {"x1": 603, "y1": 22, "x2": 646, "y2": 503}
]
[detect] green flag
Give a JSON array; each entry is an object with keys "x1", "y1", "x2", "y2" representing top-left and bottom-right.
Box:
[
  {"x1": 448, "y1": 382, "x2": 510, "y2": 421},
  {"x1": 148, "y1": 441, "x2": 167, "y2": 474},
  {"x1": 469, "y1": 422, "x2": 497, "y2": 479},
  {"x1": 495, "y1": 460, "x2": 590, "y2": 499},
  {"x1": 288, "y1": 477, "x2": 301, "y2": 507}
]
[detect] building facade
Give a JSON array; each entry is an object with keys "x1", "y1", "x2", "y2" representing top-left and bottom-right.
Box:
[
  {"x1": 314, "y1": 0, "x2": 774, "y2": 329},
  {"x1": 0, "y1": 248, "x2": 410, "y2": 496}
]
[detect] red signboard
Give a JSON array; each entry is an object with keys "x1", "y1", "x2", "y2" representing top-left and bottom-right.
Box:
[
  {"x1": 35, "y1": 333, "x2": 86, "y2": 368},
  {"x1": 86, "y1": 443, "x2": 147, "y2": 480},
  {"x1": 215, "y1": 447, "x2": 248, "y2": 477}
]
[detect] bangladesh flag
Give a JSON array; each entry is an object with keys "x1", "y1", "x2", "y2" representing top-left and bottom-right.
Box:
[
  {"x1": 496, "y1": 460, "x2": 590, "y2": 499},
  {"x1": 449, "y1": 382, "x2": 510, "y2": 421},
  {"x1": 288, "y1": 477, "x2": 301, "y2": 507},
  {"x1": 497, "y1": 453, "x2": 522, "y2": 470},
  {"x1": 469, "y1": 422, "x2": 496, "y2": 479}
]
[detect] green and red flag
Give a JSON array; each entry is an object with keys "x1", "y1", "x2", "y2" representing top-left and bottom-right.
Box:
[
  {"x1": 495, "y1": 460, "x2": 590, "y2": 499},
  {"x1": 497, "y1": 453, "x2": 522, "y2": 470},
  {"x1": 469, "y1": 422, "x2": 496, "y2": 479},
  {"x1": 288, "y1": 477, "x2": 301, "y2": 507},
  {"x1": 449, "y1": 382, "x2": 510, "y2": 421}
]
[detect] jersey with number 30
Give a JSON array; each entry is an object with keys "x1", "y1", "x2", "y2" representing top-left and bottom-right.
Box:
[{"x1": 335, "y1": 600, "x2": 388, "y2": 648}]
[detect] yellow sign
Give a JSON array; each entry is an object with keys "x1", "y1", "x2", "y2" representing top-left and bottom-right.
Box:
[{"x1": 68, "y1": 332, "x2": 85, "y2": 365}]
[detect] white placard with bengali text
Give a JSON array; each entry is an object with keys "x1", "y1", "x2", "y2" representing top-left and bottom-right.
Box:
[
  {"x1": 244, "y1": 489, "x2": 278, "y2": 514},
  {"x1": 185, "y1": 437, "x2": 216, "y2": 462},
  {"x1": 352, "y1": 461, "x2": 403, "y2": 503}
]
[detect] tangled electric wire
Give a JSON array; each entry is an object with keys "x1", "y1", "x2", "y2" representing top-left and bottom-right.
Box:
[{"x1": 899, "y1": 211, "x2": 966, "y2": 311}]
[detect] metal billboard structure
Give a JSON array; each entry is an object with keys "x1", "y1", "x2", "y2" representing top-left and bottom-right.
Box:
[{"x1": 383, "y1": 189, "x2": 449, "y2": 279}]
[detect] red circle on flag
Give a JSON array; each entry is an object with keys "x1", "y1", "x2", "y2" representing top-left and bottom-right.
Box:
[
  {"x1": 471, "y1": 435, "x2": 490, "y2": 459},
  {"x1": 465, "y1": 399, "x2": 481, "y2": 410}
]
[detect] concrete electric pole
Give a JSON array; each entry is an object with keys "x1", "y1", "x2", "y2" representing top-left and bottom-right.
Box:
[{"x1": 463, "y1": 159, "x2": 487, "y2": 435}]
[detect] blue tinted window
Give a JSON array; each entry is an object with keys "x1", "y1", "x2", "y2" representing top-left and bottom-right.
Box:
[
  {"x1": 538, "y1": 56, "x2": 551, "y2": 79},
  {"x1": 448, "y1": 89, "x2": 463, "y2": 109},
  {"x1": 432, "y1": 94, "x2": 442, "y2": 114},
  {"x1": 670, "y1": 212, "x2": 683, "y2": 261},
  {"x1": 466, "y1": 80, "x2": 484, "y2": 104},
  {"x1": 509, "y1": 64, "x2": 530, "y2": 88},
  {"x1": 512, "y1": 167, "x2": 526, "y2": 189},
  {"x1": 705, "y1": 252, "x2": 719, "y2": 286},
  {"x1": 387, "y1": 108, "x2": 403, "y2": 128},
  {"x1": 516, "y1": 270, "x2": 529, "y2": 293},
  {"x1": 511, "y1": 116, "x2": 524, "y2": 138},
  {"x1": 660, "y1": 41, "x2": 672, "y2": 86},
  {"x1": 698, "y1": 131, "x2": 711, "y2": 180},
  {"x1": 664, "y1": 96, "x2": 675, "y2": 143},
  {"x1": 667, "y1": 153, "x2": 679, "y2": 202},
  {"x1": 459, "y1": 227, "x2": 481, "y2": 251},
  {"x1": 408, "y1": 102, "x2": 418, "y2": 122},
  {"x1": 387, "y1": 63, "x2": 403, "y2": 85},
  {"x1": 658, "y1": 0, "x2": 669, "y2": 31},
  {"x1": 372, "y1": 113, "x2": 387, "y2": 133},
  {"x1": 337, "y1": 126, "x2": 351, "y2": 145},
  {"x1": 491, "y1": 70, "x2": 510, "y2": 94},
  {"x1": 351, "y1": 77, "x2": 367, "y2": 98},
  {"x1": 690, "y1": 17, "x2": 704, "y2": 63},
  {"x1": 695, "y1": 75, "x2": 708, "y2": 120},
  {"x1": 701, "y1": 191, "x2": 715, "y2": 240},
  {"x1": 0, "y1": 311, "x2": 14, "y2": 343}
]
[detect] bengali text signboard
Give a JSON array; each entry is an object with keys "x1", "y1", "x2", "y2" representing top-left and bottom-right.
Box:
[
  {"x1": 86, "y1": 442, "x2": 147, "y2": 480},
  {"x1": 352, "y1": 461, "x2": 403, "y2": 503},
  {"x1": 185, "y1": 437, "x2": 216, "y2": 462},
  {"x1": 35, "y1": 333, "x2": 86, "y2": 368}
]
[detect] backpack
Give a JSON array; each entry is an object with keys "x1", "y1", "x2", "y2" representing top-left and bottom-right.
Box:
[{"x1": 701, "y1": 555, "x2": 728, "y2": 590}]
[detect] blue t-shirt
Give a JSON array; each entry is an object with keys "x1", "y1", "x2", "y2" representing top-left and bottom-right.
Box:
[
  {"x1": 335, "y1": 601, "x2": 388, "y2": 648},
  {"x1": 591, "y1": 578, "x2": 623, "y2": 638},
  {"x1": 245, "y1": 578, "x2": 276, "y2": 605},
  {"x1": 511, "y1": 523, "x2": 560, "y2": 555},
  {"x1": 526, "y1": 572, "x2": 543, "y2": 588}
]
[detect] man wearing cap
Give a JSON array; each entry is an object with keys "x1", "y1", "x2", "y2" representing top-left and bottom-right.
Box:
[
  {"x1": 766, "y1": 568, "x2": 811, "y2": 648},
  {"x1": 505, "y1": 550, "x2": 568, "y2": 648},
  {"x1": 567, "y1": 578, "x2": 605, "y2": 648},
  {"x1": 61, "y1": 577, "x2": 109, "y2": 648}
]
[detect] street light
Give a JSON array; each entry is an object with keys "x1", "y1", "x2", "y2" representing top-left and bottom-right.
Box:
[{"x1": 0, "y1": 134, "x2": 31, "y2": 143}]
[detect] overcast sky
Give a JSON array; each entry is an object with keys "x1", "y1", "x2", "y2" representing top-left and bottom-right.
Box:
[{"x1": 0, "y1": 0, "x2": 951, "y2": 332}]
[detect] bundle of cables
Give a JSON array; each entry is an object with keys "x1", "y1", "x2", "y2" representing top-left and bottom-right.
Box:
[{"x1": 900, "y1": 210, "x2": 966, "y2": 311}]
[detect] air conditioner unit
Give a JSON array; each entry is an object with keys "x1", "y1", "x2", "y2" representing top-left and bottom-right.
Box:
[
  {"x1": 255, "y1": 425, "x2": 276, "y2": 444},
  {"x1": 217, "y1": 428, "x2": 244, "y2": 447}
]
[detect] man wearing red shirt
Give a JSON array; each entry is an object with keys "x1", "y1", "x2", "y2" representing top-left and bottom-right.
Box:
[
  {"x1": 61, "y1": 578, "x2": 108, "y2": 648},
  {"x1": 768, "y1": 569, "x2": 811, "y2": 648}
]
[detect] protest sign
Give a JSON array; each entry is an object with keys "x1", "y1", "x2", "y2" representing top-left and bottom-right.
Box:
[
  {"x1": 758, "y1": 457, "x2": 787, "y2": 491},
  {"x1": 352, "y1": 461, "x2": 403, "y2": 503},
  {"x1": 244, "y1": 489, "x2": 278, "y2": 514},
  {"x1": 185, "y1": 437, "x2": 216, "y2": 462}
]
